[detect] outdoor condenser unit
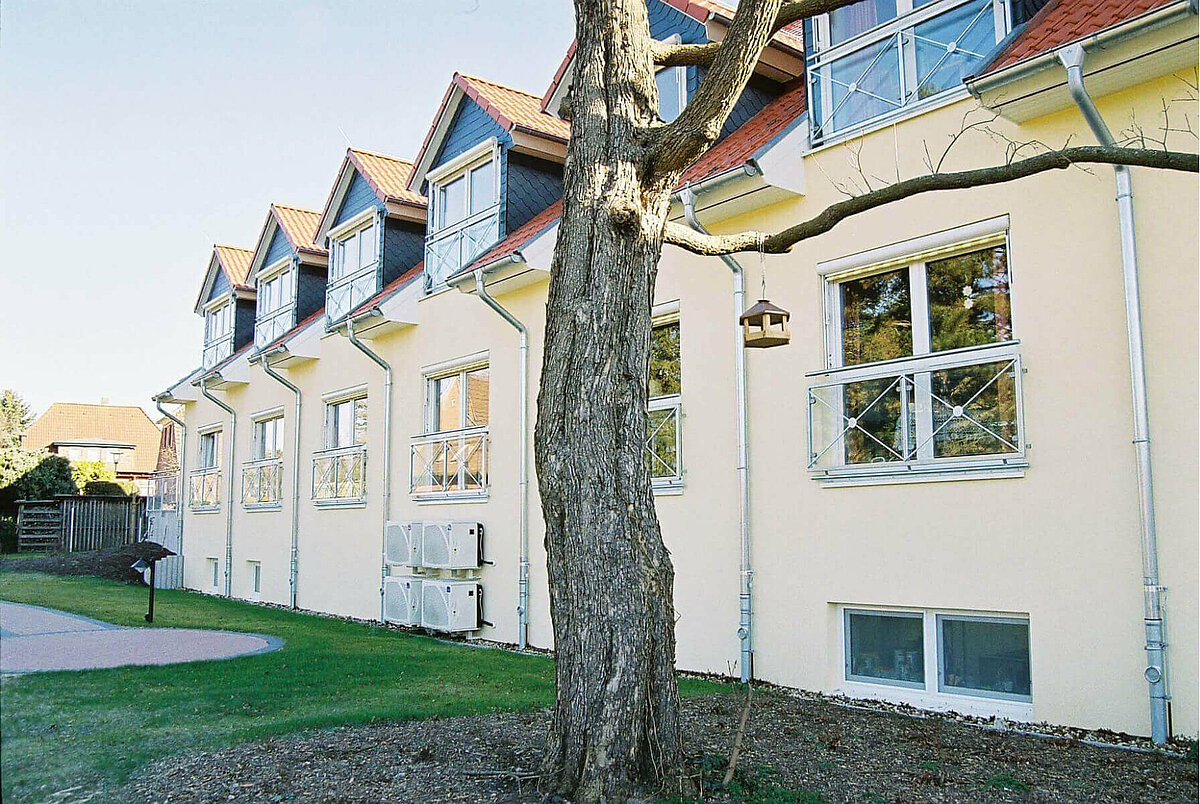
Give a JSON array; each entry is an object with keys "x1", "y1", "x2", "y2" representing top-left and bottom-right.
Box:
[
  {"x1": 420, "y1": 580, "x2": 480, "y2": 632},
  {"x1": 385, "y1": 520, "x2": 422, "y2": 566},
  {"x1": 420, "y1": 521, "x2": 482, "y2": 570},
  {"x1": 383, "y1": 576, "x2": 422, "y2": 626}
]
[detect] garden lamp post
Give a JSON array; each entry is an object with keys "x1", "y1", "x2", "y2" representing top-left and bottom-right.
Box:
[{"x1": 131, "y1": 557, "x2": 157, "y2": 622}]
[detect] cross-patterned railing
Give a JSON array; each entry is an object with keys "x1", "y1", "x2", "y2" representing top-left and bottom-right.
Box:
[
  {"x1": 424, "y1": 206, "x2": 501, "y2": 289},
  {"x1": 326, "y1": 266, "x2": 380, "y2": 323},
  {"x1": 242, "y1": 457, "x2": 283, "y2": 508},
  {"x1": 255, "y1": 304, "x2": 296, "y2": 349},
  {"x1": 189, "y1": 467, "x2": 222, "y2": 510},
  {"x1": 808, "y1": 0, "x2": 1002, "y2": 143},
  {"x1": 312, "y1": 444, "x2": 366, "y2": 503},
  {"x1": 410, "y1": 427, "x2": 488, "y2": 498},
  {"x1": 647, "y1": 397, "x2": 683, "y2": 487},
  {"x1": 202, "y1": 334, "x2": 233, "y2": 370},
  {"x1": 807, "y1": 343, "x2": 1025, "y2": 478}
]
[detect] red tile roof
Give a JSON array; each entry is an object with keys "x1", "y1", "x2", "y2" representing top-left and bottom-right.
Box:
[
  {"x1": 272, "y1": 204, "x2": 325, "y2": 256},
  {"x1": 457, "y1": 74, "x2": 571, "y2": 141},
  {"x1": 985, "y1": 0, "x2": 1174, "y2": 72},
  {"x1": 24, "y1": 403, "x2": 163, "y2": 475},
  {"x1": 458, "y1": 200, "x2": 563, "y2": 277},
  {"x1": 347, "y1": 149, "x2": 427, "y2": 208},
  {"x1": 213, "y1": 245, "x2": 255, "y2": 290}
]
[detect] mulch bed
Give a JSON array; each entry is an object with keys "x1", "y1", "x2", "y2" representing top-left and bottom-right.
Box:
[
  {"x1": 126, "y1": 689, "x2": 1197, "y2": 803},
  {"x1": 0, "y1": 542, "x2": 172, "y2": 584}
]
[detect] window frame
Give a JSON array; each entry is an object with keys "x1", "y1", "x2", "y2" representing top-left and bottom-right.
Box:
[
  {"x1": 838, "y1": 605, "x2": 1033, "y2": 717},
  {"x1": 202, "y1": 297, "x2": 235, "y2": 368},
  {"x1": 197, "y1": 428, "x2": 221, "y2": 470},
  {"x1": 312, "y1": 388, "x2": 369, "y2": 507},
  {"x1": 424, "y1": 139, "x2": 503, "y2": 289},
  {"x1": 411, "y1": 355, "x2": 491, "y2": 501},
  {"x1": 329, "y1": 213, "x2": 380, "y2": 283},
  {"x1": 809, "y1": 223, "x2": 1026, "y2": 484},
  {"x1": 843, "y1": 607, "x2": 927, "y2": 689},
  {"x1": 648, "y1": 311, "x2": 683, "y2": 492},
  {"x1": 805, "y1": 0, "x2": 1012, "y2": 145},
  {"x1": 207, "y1": 557, "x2": 220, "y2": 592},
  {"x1": 422, "y1": 360, "x2": 490, "y2": 436}
]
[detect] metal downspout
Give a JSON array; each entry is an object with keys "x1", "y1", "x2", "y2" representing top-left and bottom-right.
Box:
[
  {"x1": 1059, "y1": 43, "x2": 1170, "y2": 743},
  {"x1": 344, "y1": 316, "x2": 393, "y2": 624},
  {"x1": 200, "y1": 379, "x2": 236, "y2": 598},
  {"x1": 260, "y1": 354, "x2": 302, "y2": 609},
  {"x1": 680, "y1": 185, "x2": 754, "y2": 683},
  {"x1": 155, "y1": 397, "x2": 187, "y2": 583},
  {"x1": 473, "y1": 267, "x2": 531, "y2": 650}
]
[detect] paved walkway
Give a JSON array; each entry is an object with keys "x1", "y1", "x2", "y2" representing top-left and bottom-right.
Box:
[{"x1": 0, "y1": 601, "x2": 282, "y2": 674}]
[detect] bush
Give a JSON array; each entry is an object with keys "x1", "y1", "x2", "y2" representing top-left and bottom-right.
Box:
[
  {"x1": 0, "y1": 450, "x2": 76, "y2": 506},
  {"x1": 0, "y1": 515, "x2": 16, "y2": 553}
]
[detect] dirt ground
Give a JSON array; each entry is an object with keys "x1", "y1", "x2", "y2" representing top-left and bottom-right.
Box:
[
  {"x1": 0, "y1": 542, "x2": 172, "y2": 584},
  {"x1": 126, "y1": 689, "x2": 1197, "y2": 803}
]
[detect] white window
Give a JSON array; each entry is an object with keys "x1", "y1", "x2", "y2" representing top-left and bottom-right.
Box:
[
  {"x1": 842, "y1": 607, "x2": 1032, "y2": 711},
  {"x1": 253, "y1": 416, "x2": 284, "y2": 460},
  {"x1": 198, "y1": 430, "x2": 221, "y2": 469},
  {"x1": 808, "y1": 233, "x2": 1024, "y2": 482},
  {"x1": 248, "y1": 561, "x2": 262, "y2": 598},
  {"x1": 648, "y1": 317, "x2": 682, "y2": 489},
  {"x1": 313, "y1": 393, "x2": 367, "y2": 504},
  {"x1": 203, "y1": 300, "x2": 235, "y2": 368},
  {"x1": 330, "y1": 219, "x2": 378, "y2": 282},
  {"x1": 655, "y1": 67, "x2": 686, "y2": 123},
  {"x1": 257, "y1": 266, "x2": 295, "y2": 316},
  {"x1": 412, "y1": 361, "x2": 489, "y2": 498},
  {"x1": 425, "y1": 141, "x2": 502, "y2": 288},
  {"x1": 207, "y1": 557, "x2": 220, "y2": 591},
  {"x1": 805, "y1": 0, "x2": 1009, "y2": 143}
]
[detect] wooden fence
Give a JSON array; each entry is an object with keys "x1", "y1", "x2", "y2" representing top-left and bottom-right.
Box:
[{"x1": 16, "y1": 495, "x2": 147, "y2": 553}]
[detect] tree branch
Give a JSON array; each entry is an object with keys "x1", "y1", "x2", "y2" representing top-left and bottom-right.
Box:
[
  {"x1": 648, "y1": 0, "x2": 784, "y2": 174},
  {"x1": 664, "y1": 146, "x2": 1198, "y2": 256}
]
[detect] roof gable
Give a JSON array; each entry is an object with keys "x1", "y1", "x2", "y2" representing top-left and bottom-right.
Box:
[
  {"x1": 316, "y1": 149, "x2": 427, "y2": 240},
  {"x1": 194, "y1": 245, "x2": 254, "y2": 314},
  {"x1": 246, "y1": 204, "x2": 325, "y2": 283}
]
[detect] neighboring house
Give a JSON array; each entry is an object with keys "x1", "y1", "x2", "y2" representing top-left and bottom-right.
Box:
[
  {"x1": 154, "y1": 0, "x2": 1199, "y2": 742},
  {"x1": 23, "y1": 402, "x2": 163, "y2": 493}
]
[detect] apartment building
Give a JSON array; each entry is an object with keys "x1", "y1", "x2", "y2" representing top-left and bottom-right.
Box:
[{"x1": 155, "y1": 0, "x2": 1198, "y2": 740}]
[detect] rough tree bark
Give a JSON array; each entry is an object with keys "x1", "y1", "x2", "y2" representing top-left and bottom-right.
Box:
[{"x1": 534, "y1": 1, "x2": 1197, "y2": 801}]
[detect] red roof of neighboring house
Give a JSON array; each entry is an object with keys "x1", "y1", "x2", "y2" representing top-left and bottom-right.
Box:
[
  {"x1": 271, "y1": 204, "x2": 325, "y2": 256},
  {"x1": 984, "y1": 0, "x2": 1174, "y2": 72},
  {"x1": 347, "y1": 149, "x2": 427, "y2": 208},
  {"x1": 23, "y1": 402, "x2": 163, "y2": 475},
  {"x1": 213, "y1": 245, "x2": 255, "y2": 290}
]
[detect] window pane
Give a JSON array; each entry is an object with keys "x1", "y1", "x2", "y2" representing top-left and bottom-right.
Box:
[
  {"x1": 655, "y1": 68, "x2": 683, "y2": 122},
  {"x1": 434, "y1": 375, "x2": 461, "y2": 432},
  {"x1": 829, "y1": 0, "x2": 897, "y2": 44},
  {"x1": 912, "y1": 0, "x2": 996, "y2": 101},
  {"x1": 647, "y1": 407, "x2": 679, "y2": 479},
  {"x1": 649, "y1": 321, "x2": 681, "y2": 398},
  {"x1": 929, "y1": 359, "x2": 1020, "y2": 458},
  {"x1": 840, "y1": 268, "x2": 912, "y2": 365},
  {"x1": 842, "y1": 374, "x2": 914, "y2": 464},
  {"x1": 926, "y1": 246, "x2": 1012, "y2": 352},
  {"x1": 359, "y1": 224, "x2": 377, "y2": 266},
  {"x1": 469, "y1": 162, "x2": 495, "y2": 214},
  {"x1": 939, "y1": 617, "x2": 1031, "y2": 699},
  {"x1": 353, "y1": 398, "x2": 368, "y2": 445},
  {"x1": 439, "y1": 176, "x2": 466, "y2": 228},
  {"x1": 333, "y1": 239, "x2": 346, "y2": 279},
  {"x1": 465, "y1": 368, "x2": 489, "y2": 428},
  {"x1": 846, "y1": 610, "x2": 924, "y2": 685},
  {"x1": 827, "y1": 34, "x2": 902, "y2": 132}
]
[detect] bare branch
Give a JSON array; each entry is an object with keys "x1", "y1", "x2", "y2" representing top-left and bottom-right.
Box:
[{"x1": 665, "y1": 146, "x2": 1198, "y2": 256}]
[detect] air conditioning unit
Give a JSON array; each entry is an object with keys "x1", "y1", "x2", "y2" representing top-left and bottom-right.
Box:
[
  {"x1": 420, "y1": 580, "x2": 480, "y2": 632},
  {"x1": 383, "y1": 576, "x2": 422, "y2": 626},
  {"x1": 385, "y1": 520, "x2": 422, "y2": 566},
  {"x1": 421, "y1": 521, "x2": 482, "y2": 570}
]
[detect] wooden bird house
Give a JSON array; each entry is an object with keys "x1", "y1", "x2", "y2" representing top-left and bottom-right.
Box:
[{"x1": 739, "y1": 299, "x2": 791, "y2": 348}]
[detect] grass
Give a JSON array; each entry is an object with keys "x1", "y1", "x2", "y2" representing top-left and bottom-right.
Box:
[{"x1": 0, "y1": 571, "x2": 728, "y2": 803}]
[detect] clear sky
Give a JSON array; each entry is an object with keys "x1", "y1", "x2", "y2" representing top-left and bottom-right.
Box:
[{"x1": 0, "y1": 0, "x2": 574, "y2": 419}]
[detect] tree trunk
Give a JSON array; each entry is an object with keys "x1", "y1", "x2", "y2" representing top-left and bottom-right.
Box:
[{"x1": 534, "y1": 1, "x2": 685, "y2": 801}]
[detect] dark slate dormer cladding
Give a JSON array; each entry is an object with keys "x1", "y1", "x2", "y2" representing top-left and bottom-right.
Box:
[
  {"x1": 233, "y1": 296, "x2": 256, "y2": 351},
  {"x1": 331, "y1": 168, "x2": 425, "y2": 294},
  {"x1": 207, "y1": 269, "x2": 232, "y2": 302}
]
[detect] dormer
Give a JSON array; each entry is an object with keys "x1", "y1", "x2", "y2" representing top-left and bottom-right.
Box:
[
  {"x1": 195, "y1": 246, "x2": 256, "y2": 370},
  {"x1": 315, "y1": 149, "x2": 427, "y2": 323},
  {"x1": 541, "y1": 0, "x2": 804, "y2": 138},
  {"x1": 245, "y1": 205, "x2": 327, "y2": 349},
  {"x1": 408, "y1": 74, "x2": 570, "y2": 290}
]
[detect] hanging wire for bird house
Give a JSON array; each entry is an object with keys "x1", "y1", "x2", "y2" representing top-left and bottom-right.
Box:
[{"x1": 738, "y1": 231, "x2": 792, "y2": 348}]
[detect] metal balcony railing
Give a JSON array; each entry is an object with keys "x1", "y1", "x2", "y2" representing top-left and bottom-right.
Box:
[
  {"x1": 312, "y1": 444, "x2": 366, "y2": 503},
  {"x1": 648, "y1": 397, "x2": 683, "y2": 487},
  {"x1": 326, "y1": 265, "x2": 379, "y2": 323},
  {"x1": 189, "y1": 467, "x2": 222, "y2": 509},
  {"x1": 242, "y1": 457, "x2": 283, "y2": 507},
  {"x1": 410, "y1": 427, "x2": 488, "y2": 498},
  {"x1": 807, "y1": 342, "x2": 1025, "y2": 479},
  {"x1": 202, "y1": 334, "x2": 233, "y2": 370},
  {"x1": 255, "y1": 304, "x2": 296, "y2": 349},
  {"x1": 424, "y1": 206, "x2": 500, "y2": 288}
]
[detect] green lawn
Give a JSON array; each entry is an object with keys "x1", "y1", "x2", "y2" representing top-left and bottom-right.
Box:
[{"x1": 0, "y1": 571, "x2": 727, "y2": 803}]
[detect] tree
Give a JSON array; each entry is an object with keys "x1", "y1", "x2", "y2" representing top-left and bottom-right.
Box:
[
  {"x1": 0, "y1": 389, "x2": 33, "y2": 450},
  {"x1": 534, "y1": 2, "x2": 1197, "y2": 800}
]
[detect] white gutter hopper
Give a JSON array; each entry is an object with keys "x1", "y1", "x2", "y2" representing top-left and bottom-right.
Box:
[{"x1": 1058, "y1": 42, "x2": 1170, "y2": 743}]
